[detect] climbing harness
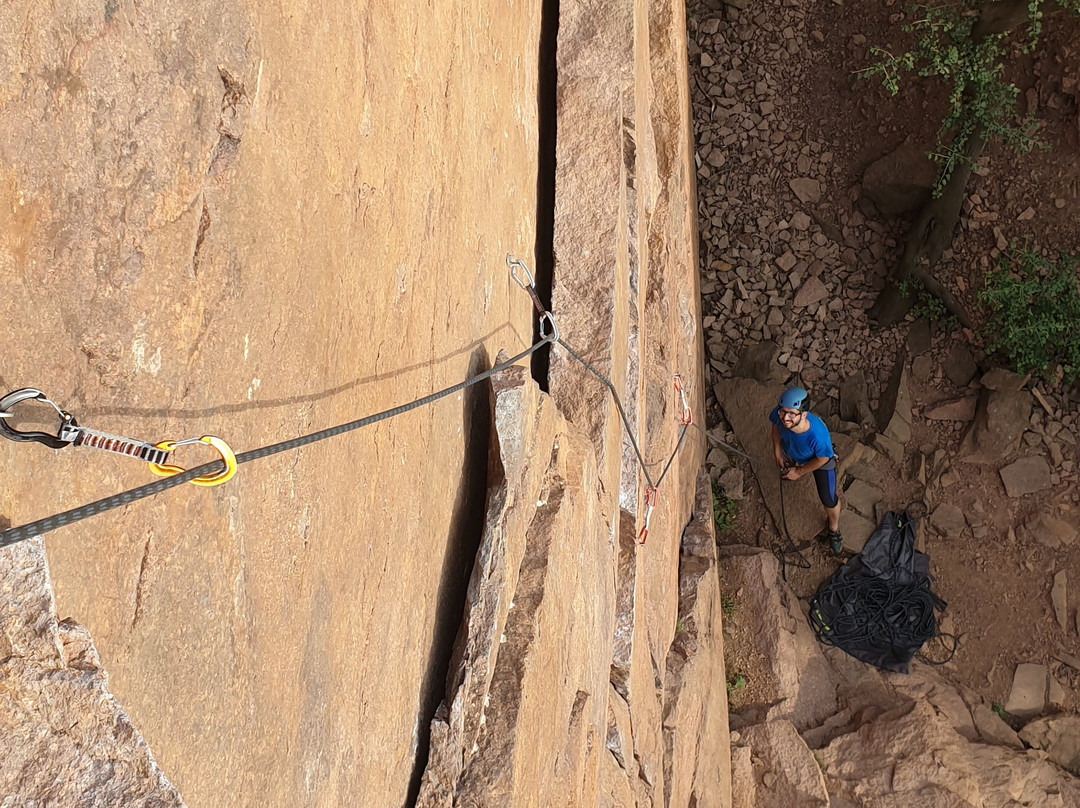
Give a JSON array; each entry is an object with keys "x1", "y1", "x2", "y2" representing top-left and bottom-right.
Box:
[
  {"x1": 1, "y1": 258, "x2": 694, "y2": 549},
  {"x1": 0, "y1": 388, "x2": 237, "y2": 486}
]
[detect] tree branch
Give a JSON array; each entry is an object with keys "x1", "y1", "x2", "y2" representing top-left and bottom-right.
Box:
[{"x1": 972, "y1": 0, "x2": 1030, "y2": 40}]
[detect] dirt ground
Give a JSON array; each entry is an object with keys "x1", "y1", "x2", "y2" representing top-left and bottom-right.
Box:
[{"x1": 694, "y1": 0, "x2": 1080, "y2": 715}]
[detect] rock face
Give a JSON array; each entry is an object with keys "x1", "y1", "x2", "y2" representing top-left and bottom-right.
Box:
[
  {"x1": 417, "y1": 372, "x2": 726, "y2": 805},
  {"x1": 960, "y1": 386, "x2": 1033, "y2": 462},
  {"x1": 1, "y1": 0, "x2": 717, "y2": 805},
  {"x1": 0, "y1": 540, "x2": 182, "y2": 805},
  {"x1": 2, "y1": 0, "x2": 546, "y2": 804},
  {"x1": 416, "y1": 366, "x2": 615, "y2": 804},
  {"x1": 727, "y1": 537, "x2": 1080, "y2": 808}
]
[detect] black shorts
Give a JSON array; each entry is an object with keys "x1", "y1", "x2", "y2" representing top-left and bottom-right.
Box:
[
  {"x1": 785, "y1": 455, "x2": 839, "y2": 508},
  {"x1": 812, "y1": 463, "x2": 839, "y2": 509}
]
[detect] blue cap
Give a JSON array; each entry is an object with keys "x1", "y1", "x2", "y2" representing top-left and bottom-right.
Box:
[{"x1": 779, "y1": 387, "x2": 808, "y2": 412}]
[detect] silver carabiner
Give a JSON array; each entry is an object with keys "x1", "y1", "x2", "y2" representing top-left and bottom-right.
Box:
[
  {"x1": 0, "y1": 388, "x2": 79, "y2": 449},
  {"x1": 538, "y1": 311, "x2": 560, "y2": 343},
  {"x1": 507, "y1": 254, "x2": 535, "y2": 290}
]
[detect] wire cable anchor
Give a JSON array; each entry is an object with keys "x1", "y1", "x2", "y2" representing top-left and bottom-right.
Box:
[{"x1": 0, "y1": 387, "x2": 236, "y2": 487}]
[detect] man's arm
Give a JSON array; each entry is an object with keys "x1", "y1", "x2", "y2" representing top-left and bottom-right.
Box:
[
  {"x1": 785, "y1": 455, "x2": 830, "y2": 479},
  {"x1": 771, "y1": 424, "x2": 784, "y2": 467}
]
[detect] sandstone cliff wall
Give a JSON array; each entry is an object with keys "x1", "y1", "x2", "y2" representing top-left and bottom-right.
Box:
[
  {"x1": 0, "y1": 539, "x2": 182, "y2": 805},
  {"x1": 1, "y1": 0, "x2": 728, "y2": 805},
  {"x1": 417, "y1": 0, "x2": 734, "y2": 802}
]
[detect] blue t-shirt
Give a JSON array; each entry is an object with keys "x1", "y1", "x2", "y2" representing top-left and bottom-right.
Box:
[{"x1": 769, "y1": 407, "x2": 834, "y2": 464}]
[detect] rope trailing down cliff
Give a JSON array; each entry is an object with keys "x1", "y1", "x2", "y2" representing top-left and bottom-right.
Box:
[{"x1": 1, "y1": 258, "x2": 693, "y2": 548}]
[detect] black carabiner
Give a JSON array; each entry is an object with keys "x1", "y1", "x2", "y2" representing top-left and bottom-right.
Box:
[{"x1": 0, "y1": 388, "x2": 78, "y2": 450}]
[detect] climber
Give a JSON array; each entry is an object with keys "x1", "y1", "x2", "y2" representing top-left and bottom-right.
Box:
[{"x1": 769, "y1": 386, "x2": 843, "y2": 556}]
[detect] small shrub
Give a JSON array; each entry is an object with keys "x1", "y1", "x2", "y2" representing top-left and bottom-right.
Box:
[
  {"x1": 899, "y1": 277, "x2": 953, "y2": 326},
  {"x1": 860, "y1": 3, "x2": 1042, "y2": 195},
  {"x1": 675, "y1": 617, "x2": 687, "y2": 636},
  {"x1": 726, "y1": 671, "x2": 747, "y2": 702},
  {"x1": 992, "y1": 702, "x2": 1005, "y2": 718},
  {"x1": 977, "y1": 246, "x2": 1080, "y2": 382},
  {"x1": 711, "y1": 477, "x2": 738, "y2": 533}
]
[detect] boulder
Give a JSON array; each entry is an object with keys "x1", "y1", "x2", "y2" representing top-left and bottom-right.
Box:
[
  {"x1": 838, "y1": 510, "x2": 876, "y2": 554},
  {"x1": 789, "y1": 177, "x2": 823, "y2": 204},
  {"x1": 733, "y1": 340, "x2": 789, "y2": 384},
  {"x1": 720, "y1": 467, "x2": 746, "y2": 501},
  {"x1": 929, "y1": 504, "x2": 967, "y2": 538},
  {"x1": 944, "y1": 343, "x2": 978, "y2": 387},
  {"x1": 1003, "y1": 663, "x2": 1047, "y2": 720},
  {"x1": 1022, "y1": 513, "x2": 1077, "y2": 549},
  {"x1": 718, "y1": 548, "x2": 839, "y2": 731},
  {"x1": 923, "y1": 395, "x2": 978, "y2": 421},
  {"x1": 0, "y1": 539, "x2": 182, "y2": 806},
  {"x1": 959, "y1": 388, "x2": 1032, "y2": 463},
  {"x1": 971, "y1": 704, "x2": 1023, "y2": 749},
  {"x1": 1048, "y1": 676, "x2": 1066, "y2": 709},
  {"x1": 736, "y1": 721, "x2": 829, "y2": 807},
  {"x1": 843, "y1": 479, "x2": 883, "y2": 520},
  {"x1": 794, "y1": 277, "x2": 830, "y2": 310},
  {"x1": 876, "y1": 351, "x2": 912, "y2": 445},
  {"x1": 908, "y1": 318, "x2": 932, "y2": 356},
  {"x1": 872, "y1": 433, "x2": 905, "y2": 464},
  {"x1": 1018, "y1": 715, "x2": 1080, "y2": 776},
  {"x1": 999, "y1": 456, "x2": 1053, "y2": 498},
  {"x1": 860, "y1": 138, "x2": 937, "y2": 217},
  {"x1": 838, "y1": 372, "x2": 873, "y2": 425},
  {"x1": 911, "y1": 354, "x2": 933, "y2": 383},
  {"x1": 981, "y1": 368, "x2": 1028, "y2": 393},
  {"x1": 819, "y1": 699, "x2": 1080, "y2": 806},
  {"x1": 729, "y1": 745, "x2": 756, "y2": 808},
  {"x1": 707, "y1": 447, "x2": 732, "y2": 474}
]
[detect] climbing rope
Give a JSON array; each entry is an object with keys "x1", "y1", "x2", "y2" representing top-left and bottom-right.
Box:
[
  {"x1": 1, "y1": 258, "x2": 695, "y2": 549},
  {"x1": 508, "y1": 256, "x2": 693, "y2": 542},
  {"x1": 691, "y1": 423, "x2": 812, "y2": 579}
]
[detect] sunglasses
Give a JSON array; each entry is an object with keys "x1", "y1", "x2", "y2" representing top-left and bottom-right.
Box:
[{"x1": 778, "y1": 408, "x2": 802, "y2": 418}]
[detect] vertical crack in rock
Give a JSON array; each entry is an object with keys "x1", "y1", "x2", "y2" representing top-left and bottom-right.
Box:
[
  {"x1": 130, "y1": 534, "x2": 152, "y2": 630},
  {"x1": 405, "y1": 349, "x2": 493, "y2": 806},
  {"x1": 532, "y1": 0, "x2": 559, "y2": 391},
  {"x1": 192, "y1": 201, "x2": 211, "y2": 275},
  {"x1": 610, "y1": 509, "x2": 639, "y2": 701},
  {"x1": 620, "y1": 93, "x2": 643, "y2": 513}
]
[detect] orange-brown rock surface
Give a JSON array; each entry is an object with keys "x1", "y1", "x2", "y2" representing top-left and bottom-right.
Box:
[
  {"x1": 2, "y1": 0, "x2": 727, "y2": 804},
  {"x1": 0, "y1": 539, "x2": 182, "y2": 805}
]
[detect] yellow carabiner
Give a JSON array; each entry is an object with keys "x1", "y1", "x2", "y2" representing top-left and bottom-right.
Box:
[{"x1": 148, "y1": 435, "x2": 237, "y2": 487}]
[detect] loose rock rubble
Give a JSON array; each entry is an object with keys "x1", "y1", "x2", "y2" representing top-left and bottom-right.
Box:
[{"x1": 689, "y1": 0, "x2": 1080, "y2": 722}]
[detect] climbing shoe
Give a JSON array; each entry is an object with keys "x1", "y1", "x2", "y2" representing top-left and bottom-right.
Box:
[{"x1": 827, "y1": 529, "x2": 843, "y2": 556}]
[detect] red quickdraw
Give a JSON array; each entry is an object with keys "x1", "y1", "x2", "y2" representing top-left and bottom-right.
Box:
[
  {"x1": 674, "y1": 375, "x2": 692, "y2": 426},
  {"x1": 638, "y1": 487, "x2": 658, "y2": 544}
]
